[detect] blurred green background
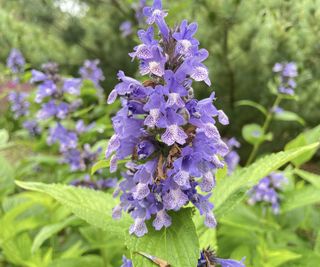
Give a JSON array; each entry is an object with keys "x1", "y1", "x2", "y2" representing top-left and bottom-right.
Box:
[{"x1": 1, "y1": 0, "x2": 319, "y2": 160}]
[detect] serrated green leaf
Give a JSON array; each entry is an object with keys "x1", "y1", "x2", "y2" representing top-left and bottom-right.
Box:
[
  {"x1": 282, "y1": 186, "x2": 320, "y2": 212},
  {"x1": 212, "y1": 143, "x2": 319, "y2": 218},
  {"x1": 294, "y1": 169, "x2": 320, "y2": 188},
  {"x1": 236, "y1": 100, "x2": 268, "y2": 116},
  {"x1": 15, "y1": 181, "x2": 132, "y2": 238},
  {"x1": 126, "y1": 209, "x2": 199, "y2": 267},
  {"x1": 274, "y1": 110, "x2": 305, "y2": 126}
]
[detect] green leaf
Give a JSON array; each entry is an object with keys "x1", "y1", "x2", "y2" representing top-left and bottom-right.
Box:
[
  {"x1": 0, "y1": 129, "x2": 9, "y2": 145},
  {"x1": 274, "y1": 110, "x2": 305, "y2": 126},
  {"x1": 31, "y1": 216, "x2": 78, "y2": 253},
  {"x1": 242, "y1": 123, "x2": 272, "y2": 145},
  {"x1": 0, "y1": 155, "x2": 15, "y2": 199},
  {"x1": 91, "y1": 159, "x2": 127, "y2": 175},
  {"x1": 236, "y1": 100, "x2": 267, "y2": 116},
  {"x1": 212, "y1": 143, "x2": 319, "y2": 218},
  {"x1": 126, "y1": 209, "x2": 199, "y2": 267},
  {"x1": 282, "y1": 186, "x2": 320, "y2": 212},
  {"x1": 15, "y1": 181, "x2": 132, "y2": 238},
  {"x1": 285, "y1": 125, "x2": 320, "y2": 166},
  {"x1": 294, "y1": 169, "x2": 320, "y2": 188},
  {"x1": 260, "y1": 248, "x2": 301, "y2": 267},
  {"x1": 48, "y1": 256, "x2": 104, "y2": 267}
]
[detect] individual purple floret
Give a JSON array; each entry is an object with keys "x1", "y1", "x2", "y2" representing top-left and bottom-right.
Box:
[
  {"x1": 120, "y1": 21, "x2": 133, "y2": 37},
  {"x1": 198, "y1": 248, "x2": 246, "y2": 267},
  {"x1": 70, "y1": 175, "x2": 117, "y2": 190},
  {"x1": 79, "y1": 59, "x2": 105, "y2": 88},
  {"x1": 272, "y1": 62, "x2": 298, "y2": 95},
  {"x1": 248, "y1": 172, "x2": 287, "y2": 214},
  {"x1": 224, "y1": 138, "x2": 240, "y2": 175},
  {"x1": 120, "y1": 255, "x2": 133, "y2": 267},
  {"x1": 23, "y1": 120, "x2": 41, "y2": 136},
  {"x1": 106, "y1": 0, "x2": 229, "y2": 237},
  {"x1": 6, "y1": 48, "x2": 25, "y2": 74},
  {"x1": 8, "y1": 91, "x2": 30, "y2": 119}
]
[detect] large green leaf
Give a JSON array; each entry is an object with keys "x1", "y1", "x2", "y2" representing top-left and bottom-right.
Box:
[
  {"x1": 15, "y1": 181, "x2": 132, "y2": 238},
  {"x1": 282, "y1": 186, "x2": 320, "y2": 212},
  {"x1": 126, "y1": 209, "x2": 199, "y2": 267},
  {"x1": 48, "y1": 256, "x2": 104, "y2": 267},
  {"x1": 212, "y1": 143, "x2": 319, "y2": 218}
]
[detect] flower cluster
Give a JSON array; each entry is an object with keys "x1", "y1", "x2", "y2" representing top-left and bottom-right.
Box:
[
  {"x1": 107, "y1": 0, "x2": 229, "y2": 237},
  {"x1": 120, "y1": 256, "x2": 133, "y2": 267},
  {"x1": 6, "y1": 48, "x2": 25, "y2": 74},
  {"x1": 8, "y1": 91, "x2": 30, "y2": 119},
  {"x1": 272, "y1": 62, "x2": 298, "y2": 95},
  {"x1": 224, "y1": 138, "x2": 240, "y2": 175},
  {"x1": 248, "y1": 172, "x2": 287, "y2": 214},
  {"x1": 198, "y1": 248, "x2": 245, "y2": 267}
]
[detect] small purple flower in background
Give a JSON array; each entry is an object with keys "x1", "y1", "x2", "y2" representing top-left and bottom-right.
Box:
[
  {"x1": 70, "y1": 175, "x2": 117, "y2": 190},
  {"x1": 6, "y1": 48, "x2": 25, "y2": 74},
  {"x1": 120, "y1": 21, "x2": 133, "y2": 37},
  {"x1": 79, "y1": 59, "x2": 105, "y2": 88},
  {"x1": 133, "y1": 0, "x2": 147, "y2": 25},
  {"x1": 198, "y1": 248, "x2": 246, "y2": 267},
  {"x1": 224, "y1": 138, "x2": 240, "y2": 175},
  {"x1": 8, "y1": 91, "x2": 30, "y2": 119},
  {"x1": 23, "y1": 120, "x2": 41, "y2": 136},
  {"x1": 271, "y1": 105, "x2": 284, "y2": 114},
  {"x1": 273, "y1": 62, "x2": 298, "y2": 95},
  {"x1": 47, "y1": 123, "x2": 78, "y2": 152},
  {"x1": 120, "y1": 255, "x2": 133, "y2": 267},
  {"x1": 248, "y1": 172, "x2": 287, "y2": 214},
  {"x1": 106, "y1": 0, "x2": 229, "y2": 237}
]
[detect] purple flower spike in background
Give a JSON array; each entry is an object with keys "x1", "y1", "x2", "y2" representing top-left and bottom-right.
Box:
[
  {"x1": 224, "y1": 138, "x2": 240, "y2": 174},
  {"x1": 120, "y1": 21, "x2": 133, "y2": 38},
  {"x1": 79, "y1": 59, "x2": 105, "y2": 88},
  {"x1": 273, "y1": 62, "x2": 298, "y2": 95},
  {"x1": 248, "y1": 172, "x2": 287, "y2": 214},
  {"x1": 23, "y1": 120, "x2": 41, "y2": 136},
  {"x1": 6, "y1": 48, "x2": 25, "y2": 74},
  {"x1": 8, "y1": 91, "x2": 30, "y2": 119},
  {"x1": 106, "y1": 0, "x2": 229, "y2": 237}
]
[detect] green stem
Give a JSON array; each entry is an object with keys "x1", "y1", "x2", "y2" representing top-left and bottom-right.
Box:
[{"x1": 246, "y1": 94, "x2": 283, "y2": 166}]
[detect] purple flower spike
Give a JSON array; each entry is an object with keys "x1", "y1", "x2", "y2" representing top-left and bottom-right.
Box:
[
  {"x1": 6, "y1": 48, "x2": 25, "y2": 74},
  {"x1": 198, "y1": 248, "x2": 246, "y2": 267},
  {"x1": 273, "y1": 61, "x2": 298, "y2": 95},
  {"x1": 106, "y1": 0, "x2": 228, "y2": 237},
  {"x1": 248, "y1": 172, "x2": 287, "y2": 214}
]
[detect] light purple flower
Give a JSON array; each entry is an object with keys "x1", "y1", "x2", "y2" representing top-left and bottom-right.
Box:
[{"x1": 6, "y1": 48, "x2": 25, "y2": 73}]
